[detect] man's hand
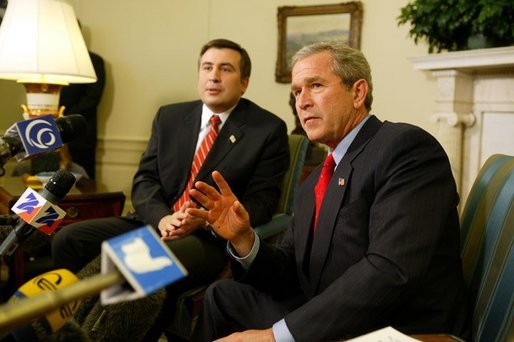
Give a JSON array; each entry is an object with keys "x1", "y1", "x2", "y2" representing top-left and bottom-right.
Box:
[
  {"x1": 188, "y1": 171, "x2": 255, "y2": 255},
  {"x1": 158, "y1": 201, "x2": 205, "y2": 241},
  {"x1": 215, "y1": 329, "x2": 275, "y2": 342}
]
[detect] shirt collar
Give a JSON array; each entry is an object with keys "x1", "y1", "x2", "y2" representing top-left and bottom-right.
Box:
[
  {"x1": 201, "y1": 104, "x2": 234, "y2": 128},
  {"x1": 331, "y1": 114, "x2": 370, "y2": 168}
]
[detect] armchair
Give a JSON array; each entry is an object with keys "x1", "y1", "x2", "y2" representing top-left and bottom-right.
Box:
[
  {"x1": 407, "y1": 154, "x2": 514, "y2": 342},
  {"x1": 459, "y1": 154, "x2": 514, "y2": 341}
]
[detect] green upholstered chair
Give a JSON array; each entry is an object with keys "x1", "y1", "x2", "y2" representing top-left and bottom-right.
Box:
[
  {"x1": 459, "y1": 154, "x2": 514, "y2": 341},
  {"x1": 167, "y1": 134, "x2": 309, "y2": 340}
]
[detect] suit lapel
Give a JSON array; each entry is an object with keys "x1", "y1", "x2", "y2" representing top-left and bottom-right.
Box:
[
  {"x1": 308, "y1": 116, "x2": 382, "y2": 292},
  {"x1": 176, "y1": 104, "x2": 202, "y2": 191},
  {"x1": 195, "y1": 102, "x2": 246, "y2": 181}
]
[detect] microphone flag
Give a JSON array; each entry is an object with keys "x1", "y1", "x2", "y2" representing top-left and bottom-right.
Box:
[
  {"x1": 101, "y1": 225, "x2": 188, "y2": 305},
  {"x1": 7, "y1": 269, "x2": 81, "y2": 340},
  {"x1": 14, "y1": 115, "x2": 63, "y2": 159},
  {"x1": 11, "y1": 188, "x2": 67, "y2": 235}
]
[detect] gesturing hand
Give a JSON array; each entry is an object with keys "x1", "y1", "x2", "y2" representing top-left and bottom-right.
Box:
[{"x1": 188, "y1": 171, "x2": 255, "y2": 255}]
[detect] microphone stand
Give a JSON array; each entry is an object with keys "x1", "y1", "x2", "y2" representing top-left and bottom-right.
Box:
[{"x1": 0, "y1": 271, "x2": 123, "y2": 335}]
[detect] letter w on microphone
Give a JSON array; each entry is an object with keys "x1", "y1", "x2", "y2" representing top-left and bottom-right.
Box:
[{"x1": 11, "y1": 188, "x2": 66, "y2": 235}]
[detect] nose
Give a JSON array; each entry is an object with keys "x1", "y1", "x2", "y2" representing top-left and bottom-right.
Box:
[
  {"x1": 296, "y1": 90, "x2": 312, "y2": 111},
  {"x1": 208, "y1": 68, "x2": 220, "y2": 82}
]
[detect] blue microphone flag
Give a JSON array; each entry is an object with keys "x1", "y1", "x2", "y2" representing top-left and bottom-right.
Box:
[{"x1": 15, "y1": 115, "x2": 63, "y2": 158}]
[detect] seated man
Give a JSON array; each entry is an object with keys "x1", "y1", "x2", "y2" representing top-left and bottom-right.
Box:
[
  {"x1": 187, "y1": 42, "x2": 470, "y2": 341},
  {"x1": 51, "y1": 38, "x2": 289, "y2": 340}
]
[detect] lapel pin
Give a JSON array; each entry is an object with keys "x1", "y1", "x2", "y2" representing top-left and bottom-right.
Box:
[
  {"x1": 338, "y1": 178, "x2": 345, "y2": 187},
  {"x1": 229, "y1": 135, "x2": 236, "y2": 143}
]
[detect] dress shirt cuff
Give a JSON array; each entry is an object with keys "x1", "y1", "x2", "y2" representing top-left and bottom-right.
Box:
[
  {"x1": 272, "y1": 319, "x2": 295, "y2": 342},
  {"x1": 226, "y1": 230, "x2": 260, "y2": 268}
]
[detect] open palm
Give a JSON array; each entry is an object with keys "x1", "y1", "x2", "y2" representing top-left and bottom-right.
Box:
[{"x1": 188, "y1": 171, "x2": 251, "y2": 241}]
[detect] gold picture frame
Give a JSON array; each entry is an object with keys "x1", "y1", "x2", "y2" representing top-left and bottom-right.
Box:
[{"x1": 275, "y1": 2, "x2": 363, "y2": 83}]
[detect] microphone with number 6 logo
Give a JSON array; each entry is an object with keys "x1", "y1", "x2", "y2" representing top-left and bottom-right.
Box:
[
  {"x1": 0, "y1": 169, "x2": 76, "y2": 256},
  {"x1": 0, "y1": 114, "x2": 87, "y2": 169}
]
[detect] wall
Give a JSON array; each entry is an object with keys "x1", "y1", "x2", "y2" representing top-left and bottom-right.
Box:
[{"x1": 0, "y1": 0, "x2": 437, "y2": 207}]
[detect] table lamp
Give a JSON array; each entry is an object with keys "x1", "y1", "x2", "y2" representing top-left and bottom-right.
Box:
[{"x1": 0, "y1": 0, "x2": 97, "y2": 119}]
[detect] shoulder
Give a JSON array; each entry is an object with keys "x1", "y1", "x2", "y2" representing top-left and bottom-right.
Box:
[
  {"x1": 379, "y1": 121, "x2": 440, "y2": 146},
  {"x1": 235, "y1": 98, "x2": 286, "y2": 127}
]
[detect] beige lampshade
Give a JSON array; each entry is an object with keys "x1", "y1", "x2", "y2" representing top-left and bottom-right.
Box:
[{"x1": 0, "y1": 0, "x2": 97, "y2": 85}]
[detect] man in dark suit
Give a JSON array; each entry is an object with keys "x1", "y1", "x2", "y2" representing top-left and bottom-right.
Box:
[
  {"x1": 51, "y1": 38, "x2": 289, "y2": 340},
  {"x1": 188, "y1": 42, "x2": 470, "y2": 341},
  {"x1": 59, "y1": 51, "x2": 105, "y2": 179}
]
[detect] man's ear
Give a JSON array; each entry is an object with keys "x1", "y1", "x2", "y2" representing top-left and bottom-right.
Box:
[
  {"x1": 352, "y1": 79, "x2": 368, "y2": 108},
  {"x1": 241, "y1": 77, "x2": 250, "y2": 95}
]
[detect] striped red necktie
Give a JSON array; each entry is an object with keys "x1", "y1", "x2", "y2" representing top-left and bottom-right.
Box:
[
  {"x1": 313, "y1": 153, "x2": 335, "y2": 231},
  {"x1": 173, "y1": 115, "x2": 222, "y2": 211}
]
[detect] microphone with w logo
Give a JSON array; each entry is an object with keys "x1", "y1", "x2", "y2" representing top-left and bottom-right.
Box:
[{"x1": 0, "y1": 170, "x2": 76, "y2": 256}]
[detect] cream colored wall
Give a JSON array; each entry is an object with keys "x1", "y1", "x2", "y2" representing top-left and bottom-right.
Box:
[{"x1": 0, "y1": 0, "x2": 437, "y2": 207}]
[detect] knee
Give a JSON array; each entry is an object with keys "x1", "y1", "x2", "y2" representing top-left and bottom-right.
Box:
[
  {"x1": 204, "y1": 279, "x2": 241, "y2": 307},
  {"x1": 51, "y1": 225, "x2": 73, "y2": 253}
]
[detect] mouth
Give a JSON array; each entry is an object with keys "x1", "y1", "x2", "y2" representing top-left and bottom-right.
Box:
[
  {"x1": 302, "y1": 115, "x2": 318, "y2": 125},
  {"x1": 206, "y1": 87, "x2": 222, "y2": 95}
]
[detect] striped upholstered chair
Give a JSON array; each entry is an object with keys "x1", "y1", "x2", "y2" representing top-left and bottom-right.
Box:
[{"x1": 459, "y1": 154, "x2": 514, "y2": 341}]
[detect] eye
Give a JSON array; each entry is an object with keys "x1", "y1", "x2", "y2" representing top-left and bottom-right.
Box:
[
  {"x1": 202, "y1": 65, "x2": 212, "y2": 71},
  {"x1": 311, "y1": 83, "x2": 322, "y2": 89},
  {"x1": 292, "y1": 89, "x2": 301, "y2": 97}
]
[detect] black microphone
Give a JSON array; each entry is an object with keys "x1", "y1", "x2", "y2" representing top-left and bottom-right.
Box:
[
  {"x1": 0, "y1": 114, "x2": 87, "y2": 169},
  {"x1": 0, "y1": 170, "x2": 76, "y2": 256}
]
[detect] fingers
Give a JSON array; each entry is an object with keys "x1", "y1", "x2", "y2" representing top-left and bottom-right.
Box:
[
  {"x1": 187, "y1": 207, "x2": 209, "y2": 221},
  {"x1": 232, "y1": 201, "x2": 248, "y2": 218},
  {"x1": 212, "y1": 170, "x2": 234, "y2": 196},
  {"x1": 162, "y1": 227, "x2": 185, "y2": 240}
]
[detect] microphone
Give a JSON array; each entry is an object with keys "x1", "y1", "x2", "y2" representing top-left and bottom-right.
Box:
[
  {"x1": 0, "y1": 226, "x2": 186, "y2": 339},
  {"x1": 0, "y1": 169, "x2": 76, "y2": 256},
  {"x1": 0, "y1": 114, "x2": 87, "y2": 168},
  {"x1": 0, "y1": 268, "x2": 84, "y2": 341}
]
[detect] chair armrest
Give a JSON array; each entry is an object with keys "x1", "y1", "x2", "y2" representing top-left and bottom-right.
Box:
[{"x1": 254, "y1": 214, "x2": 292, "y2": 240}]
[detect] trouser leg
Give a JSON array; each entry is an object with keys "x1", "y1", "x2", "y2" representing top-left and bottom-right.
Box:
[
  {"x1": 143, "y1": 230, "x2": 227, "y2": 341},
  {"x1": 51, "y1": 217, "x2": 142, "y2": 273},
  {"x1": 194, "y1": 279, "x2": 289, "y2": 341}
]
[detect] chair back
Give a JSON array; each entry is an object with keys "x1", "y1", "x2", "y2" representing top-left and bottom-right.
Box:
[
  {"x1": 460, "y1": 154, "x2": 514, "y2": 342},
  {"x1": 254, "y1": 134, "x2": 308, "y2": 240}
]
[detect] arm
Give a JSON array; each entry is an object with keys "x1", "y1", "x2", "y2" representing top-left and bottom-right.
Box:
[
  {"x1": 131, "y1": 109, "x2": 177, "y2": 229},
  {"x1": 282, "y1": 128, "x2": 462, "y2": 340}
]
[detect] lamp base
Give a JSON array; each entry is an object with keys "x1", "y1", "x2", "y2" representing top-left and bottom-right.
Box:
[{"x1": 20, "y1": 82, "x2": 66, "y2": 119}]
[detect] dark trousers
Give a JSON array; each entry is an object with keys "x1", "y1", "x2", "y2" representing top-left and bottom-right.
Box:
[
  {"x1": 193, "y1": 279, "x2": 304, "y2": 341},
  {"x1": 52, "y1": 216, "x2": 228, "y2": 341}
]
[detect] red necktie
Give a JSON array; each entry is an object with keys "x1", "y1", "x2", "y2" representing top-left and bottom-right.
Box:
[
  {"x1": 314, "y1": 153, "x2": 335, "y2": 231},
  {"x1": 173, "y1": 115, "x2": 222, "y2": 211}
]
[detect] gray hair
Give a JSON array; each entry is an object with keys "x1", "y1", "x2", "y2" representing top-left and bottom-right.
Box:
[{"x1": 292, "y1": 41, "x2": 373, "y2": 111}]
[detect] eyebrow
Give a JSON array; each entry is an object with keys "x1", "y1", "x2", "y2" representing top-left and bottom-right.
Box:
[
  {"x1": 291, "y1": 76, "x2": 323, "y2": 90},
  {"x1": 201, "y1": 61, "x2": 235, "y2": 69}
]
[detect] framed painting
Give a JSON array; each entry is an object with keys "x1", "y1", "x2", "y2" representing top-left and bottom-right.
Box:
[
  {"x1": 275, "y1": 2, "x2": 363, "y2": 83},
  {"x1": 0, "y1": 0, "x2": 7, "y2": 26}
]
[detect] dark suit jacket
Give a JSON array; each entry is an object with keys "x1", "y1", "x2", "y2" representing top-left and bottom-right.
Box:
[
  {"x1": 60, "y1": 51, "x2": 105, "y2": 178},
  {"x1": 238, "y1": 116, "x2": 470, "y2": 341},
  {"x1": 131, "y1": 98, "x2": 290, "y2": 230}
]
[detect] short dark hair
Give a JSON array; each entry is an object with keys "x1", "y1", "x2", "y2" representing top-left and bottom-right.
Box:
[{"x1": 199, "y1": 39, "x2": 252, "y2": 80}]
